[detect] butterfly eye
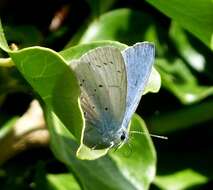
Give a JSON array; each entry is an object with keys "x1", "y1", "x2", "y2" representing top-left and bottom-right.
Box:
[{"x1": 120, "y1": 132, "x2": 126, "y2": 141}]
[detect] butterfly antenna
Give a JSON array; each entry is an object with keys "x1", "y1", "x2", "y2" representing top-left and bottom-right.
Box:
[{"x1": 130, "y1": 131, "x2": 168, "y2": 140}]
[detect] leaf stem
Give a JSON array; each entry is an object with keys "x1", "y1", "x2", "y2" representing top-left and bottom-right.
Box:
[{"x1": 0, "y1": 58, "x2": 15, "y2": 67}]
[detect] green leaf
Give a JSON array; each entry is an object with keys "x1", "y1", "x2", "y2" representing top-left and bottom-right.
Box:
[
  {"x1": 146, "y1": 0, "x2": 213, "y2": 50},
  {"x1": 0, "y1": 20, "x2": 10, "y2": 52},
  {"x1": 46, "y1": 109, "x2": 156, "y2": 189},
  {"x1": 154, "y1": 169, "x2": 208, "y2": 190},
  {"x1": 156, "y1": 58, "x2": 213, "y2": 104},
  {"x1": 47, "y1": 174, "x2": 81, "y2": 190}
]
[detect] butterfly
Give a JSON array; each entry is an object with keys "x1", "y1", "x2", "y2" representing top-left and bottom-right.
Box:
[{"x1": 70, "y1": 42, "x2": 155, "y2": 150}]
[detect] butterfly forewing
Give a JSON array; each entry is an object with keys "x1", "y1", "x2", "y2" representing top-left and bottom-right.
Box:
[
  {"x1": 122, "y1": 42, "x2": 155, "y2": 126},
  {"x1": 70, "y1": 46, "x2": 127, "y2": 148}
]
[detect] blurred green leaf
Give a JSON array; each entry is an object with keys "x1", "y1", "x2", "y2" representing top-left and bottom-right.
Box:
[
  {"x1": 0, "y1": 117, "x2": 18, "y2": 139},
  {"x1": 156, "y1": 58, "x2": 213, "y2": 104},
  {"x1": 47, "y1": 174, "x2": 81, "y2": 190},
  {"x1": 46, "y1": 108, "x2": 156, "y2": 190},
  {"x1": 170, "y1": 22, "x2": 206, "y2": 72},
  {"x1": 154, "y1": 169, "x2": 208, "y2": 190},
  {"x1": 169, "y1": 22, "x2": 213, "y2": 80},
  {"x1": 146, "y1": 0, "x2": 213, "y2": 50},
  {"x1": 0, "y1": 20, "x2": 10, "y2": 52},
  {"x1": 76, "y1": 9, "x2": 155, "y2": 45}
]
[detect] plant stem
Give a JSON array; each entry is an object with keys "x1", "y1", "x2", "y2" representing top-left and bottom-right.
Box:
[{"x1": 0, "y1": 58, "x2": 15, "y2": 67}]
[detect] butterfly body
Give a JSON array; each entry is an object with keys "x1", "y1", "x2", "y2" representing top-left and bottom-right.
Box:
[{"x1": 70, "y1": 42, "x2": 155, "y2": 150}]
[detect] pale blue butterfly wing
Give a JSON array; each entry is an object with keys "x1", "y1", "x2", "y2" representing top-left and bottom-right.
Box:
[
  {"x1": 70, "y1": 46, "x2": 127, "y2": 149},
  {"x1": 122, "y1": 42, "x2": 155, "y2": 128}
]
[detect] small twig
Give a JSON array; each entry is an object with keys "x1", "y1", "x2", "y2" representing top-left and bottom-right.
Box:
[
  {"x1": 0, "y1": 58, "x2": 15, "y2": 67},
  {"x1": 49, "y1": 4, "x2": 70, "y2": 31}
]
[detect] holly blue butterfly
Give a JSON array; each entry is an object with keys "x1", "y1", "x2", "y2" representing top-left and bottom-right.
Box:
[{"x1": 70, "y1": 42, "x2": 155, "y2": 150}]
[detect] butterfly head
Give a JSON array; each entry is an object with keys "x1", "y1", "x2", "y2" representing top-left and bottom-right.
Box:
[
  {"x1": 83, "y1": 123, "x2": 128, "y2": 150},
  {"x1": 110, "y1": 128, "x2": 129, "y2": 148}
]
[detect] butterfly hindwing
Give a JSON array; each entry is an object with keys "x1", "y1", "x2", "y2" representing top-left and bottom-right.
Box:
[{"x1": 70, "y1": 46, "x2": 127, "y2": 148}]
